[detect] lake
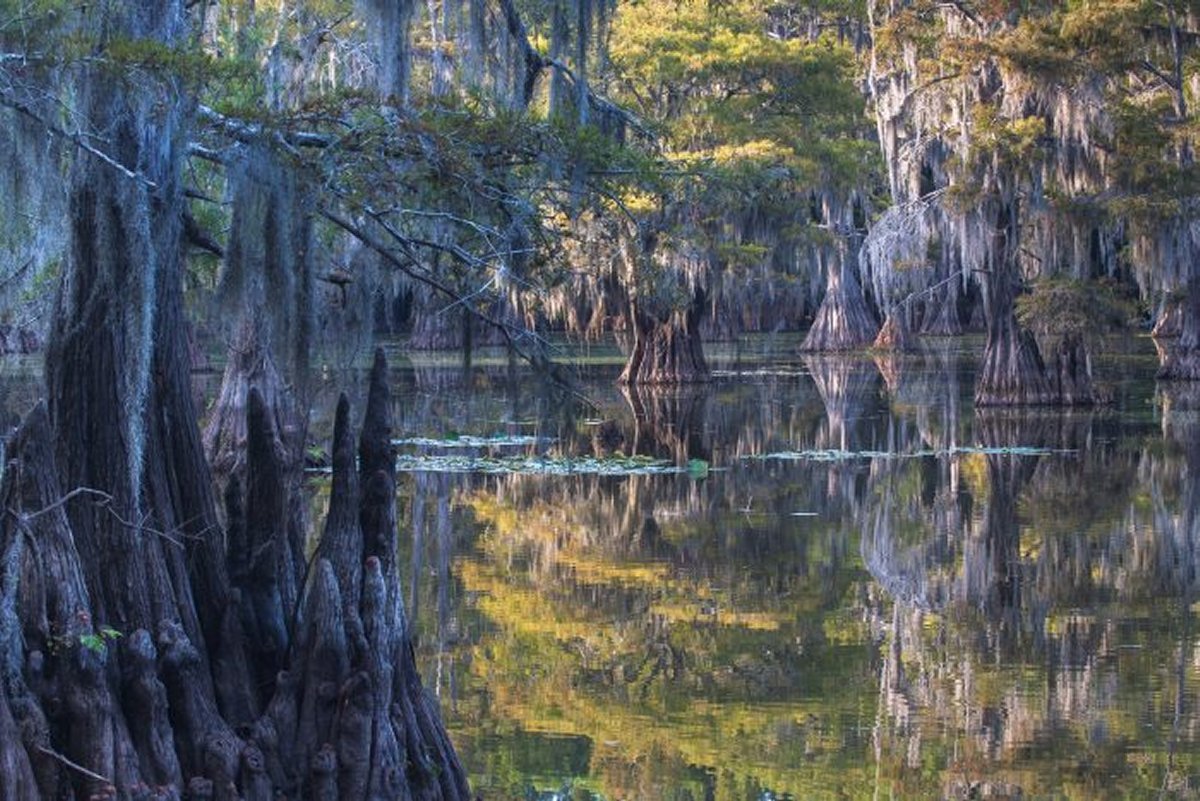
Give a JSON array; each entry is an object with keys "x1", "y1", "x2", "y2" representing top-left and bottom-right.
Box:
[
  {"x1": 358, "y1": 334, "x2": 1200, "y2": 800},
  {"x1": 5, "y1": 333, "x2": 1195, "y2": 799}
]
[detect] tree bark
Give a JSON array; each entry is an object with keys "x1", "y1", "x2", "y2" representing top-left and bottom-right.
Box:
[
  {"x1": 801, "y1": 253, "x2": 878, "y2": 352},
  {"x1": 1158, "y1": 276, "x2": 1200, "y2": 380},
  {"x1": 618, "y1": 292, "x2": 711, "y2": 385},
  {"x1": 7, "y1": 1, "x2": 469, "y2": 795},
  {"x1": 974, "y1": 201, "x2": 1058, "y2": 406},
  {"x1": 1152, "y1": 294, "x2": 1184, "y2": 339},
  {"x1": 3, "y1": 360, "x2": 471, "y2": 798},
  {"x1": 974, "y1": 302, "x2": 1056, "y2": 406},
  {"x1": 873, "y1": 308, "x2": 914, "y2": 352},
  {"x1": 1046, "y1": 333, "x2": 1098, "y2": 405}
]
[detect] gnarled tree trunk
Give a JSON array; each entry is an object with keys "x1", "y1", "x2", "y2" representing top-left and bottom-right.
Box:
[
  {"x1": 1158, "y1": 276, "x2": 1200, "y2": 380},
  {"x1": 3, "y1": 1, "x2": 469, "y2": 795},
  {"x1": 618, "y1": 291, "x2": 710, "y2": 385},
  {"x1": 801, "y1": 252, "x2": 878, "y2": 352},
  {"x1": 974, "y1": 201, "x2": 1058, "y2": 406},
  {"x1": 974, "y1": 300, "x2": 1056, "y2": 406},
  {"x1": 2, "y1": 355, "x2": 470, "y2": 798}
]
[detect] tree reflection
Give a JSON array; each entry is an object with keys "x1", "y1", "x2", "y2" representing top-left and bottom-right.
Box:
[
  {"x1": 377, "y1": 348, "x2": 1200, "y2": 799},
  {"x1": 862, "y1": 399, "x2": 1200, "y2": 797},
  {"x1": 620, "y1": 383, "x2": 713, "y2": 463}
]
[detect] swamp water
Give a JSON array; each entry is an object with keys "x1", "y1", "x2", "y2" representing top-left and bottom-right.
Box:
[
  {"x1": 375, "y1": 336, "x2": 1200, "y2": 800},
  {"x1": 3, "y1": 335, "x2": 1196, "y2": 799}
]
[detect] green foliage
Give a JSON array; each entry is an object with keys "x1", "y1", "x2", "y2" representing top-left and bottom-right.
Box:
[
  {"x1": 78, "y1": 626, "x2": 122, "y2": 655},
  {"x1": 971, "y1": 107, "x2": 1048, "y2": 171},
  {"x1": 588, "y1": 0, "x2": 881, "y2": 316},
  {"x1": 873, "y1": 0, "x2": 947, "y2": 62},
  {"x1": 1015, "y1": 278, "x2": 1135, "y2": 339},
  {"x1": 611, "y1": 0, "x2": 870, "y2": 175},
  {"x1": 48, "y1": 625, "x2": 122, "y2": 656}
]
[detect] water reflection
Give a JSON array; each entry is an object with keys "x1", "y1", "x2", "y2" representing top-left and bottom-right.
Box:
[{"x1": 322, "y1": 340, "x2": 1200, "y2": 798}]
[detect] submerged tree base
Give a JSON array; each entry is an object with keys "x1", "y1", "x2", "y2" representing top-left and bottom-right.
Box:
[
  {"x1": 801, "y1": 275, "x2": 878, "y2": 352},
  {"x1": 619, "y1": 304, "x2": 710, "y2": 385},
  {"x1": 975, "y1": 325, "x2": 1059, "y2": 407},
  {"x1": 975, "y1": 329, "x2": 1104, "y2": 406},
  {"x1": 0, "y1": 352, "x2": 469, "y2": 800}
]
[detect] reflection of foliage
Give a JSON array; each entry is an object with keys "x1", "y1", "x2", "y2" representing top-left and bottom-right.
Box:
[
  {"x1": 446, "y1": 483, "x2": 880, "y2": 798},
  {"x1": 382, "y1": 350, "x2": 1200, "y2": 799}
]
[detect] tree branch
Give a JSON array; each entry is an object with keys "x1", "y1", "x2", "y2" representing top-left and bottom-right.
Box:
[
  {"x1": 35, "y1": 746, "x2": 113, "y2": 787},
  {"x1": 183, "y1": 209, "x2": 225, "y2": 258},
  {"x1": 0, "y1": 90, "x2": 157, "y2": 189},
  {"x1": 319, "y1": 206, "x2": 581, "y2": 390}
]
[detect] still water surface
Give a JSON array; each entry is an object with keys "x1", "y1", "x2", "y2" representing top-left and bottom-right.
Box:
[
  {"x1": 368, "y1": 335, "x2": 1200, "y2": 800},
  {"x1": 5, "y1": 335, "x2": 1195, "y2": 799}
]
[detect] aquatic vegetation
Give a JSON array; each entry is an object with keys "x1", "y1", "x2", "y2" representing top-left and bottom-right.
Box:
[
  {"x1": 393, "y1": 452, "x2": 685, "y2": 475},
  {"x1": 393, "y1": 434, "x2": 555, "y2": 448},
  {"x1": 746, "y1": 445, "x2": 1069, "y2": 462}
]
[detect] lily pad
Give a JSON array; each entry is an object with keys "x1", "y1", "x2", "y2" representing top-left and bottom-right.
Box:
[
  {"x1": 392, "y1": 453, "x2": 684, "y2": 476},
  {"x1": 746, "y1": 445, "x2": 1069, "y2": 462},
  {"x1": 392, "y1": 434, "x2": 554, "y2": 448}
]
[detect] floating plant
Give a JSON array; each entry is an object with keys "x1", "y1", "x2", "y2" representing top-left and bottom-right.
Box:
[
  {"x1": 392, "y1": 434, "x2": 554, "y2": 448},
  {"x1": 392, "y1": 452, "x2": 685, "y2": 476},
  {"x1": 746, "y1": 445, "x2": 1071, "y2": 462}
]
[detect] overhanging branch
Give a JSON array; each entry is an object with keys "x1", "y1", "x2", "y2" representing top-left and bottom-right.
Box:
[
  {"x1": 0, "y1": 89, "x2": 157, "y2": 189},
  {"x1": 319, "y1": 206, "x2": 573, "y2": 385}
]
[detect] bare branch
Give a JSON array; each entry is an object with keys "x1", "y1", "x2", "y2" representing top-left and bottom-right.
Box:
[
  {"x1": 196, "y1": 104, "x2": 333, "y2": 149},
  {"x1": 35, "y1": 746, "x2": 113, "y2": 787},
  {"x1": 320, "y1": 206, "x2": 577, "y2": 388},
  {"x1": 0, "y1": 90, "x2": 157, "y2": 189}
]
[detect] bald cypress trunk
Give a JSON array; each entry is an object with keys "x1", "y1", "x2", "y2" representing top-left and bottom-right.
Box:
[
  {"x1": 364, "y1": 0, "x2": 418, "y2": 104},
  {"x1": 41, "y1": 8, "x2": 250, "y2": 789},
  {"x1": 801, "y1": 253, "x2": 878, "y2": 352},
  {"x1": 974, "y1": 201, "x2": 1058, "y2": 406},
  {"x1": 618, "y1": 292, "x2": 710, "y2": 385},
  {"x1": 1158, "y1": 276, "x2": 1200, "y2": 380},
  {"x1": 0, "y1": 2, "x2": 468, "y2": 797},
  {"x1": 873, "y1": 308, "x2": 913, "y2": 352}
]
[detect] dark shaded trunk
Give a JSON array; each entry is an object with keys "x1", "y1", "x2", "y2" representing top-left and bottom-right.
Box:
[
  {"x1": 1158, "y1": 276, "x2": 1200, "y2": 380},
  {"x1": 217, "y1": 146, "x2": 315, "y2": 384},
  {"x1": 974, "y1": 303, "x2": 1057, "y2": 406},
  {"x1": 974, "y1": 203, "x2": 1058, "y2": 406},
  {"x1": 1046, "y1": 333, "x2": 1099, "y2": 405},
  {"x1": 618, "y1": 293, "x2": 710, "y2": 385},
  {"x1": 203, "y1": 325, "x2": 310, "y2": 641},
  {"x1": 801, "y1": 255, "x2": 878, "y2": 352},
  {"x1": 3, "y1": 355, "x2": 470, "y2": 798},
  {"x1": 5, "y1": 2, "x2": 468, "y2": 794},
  {"x1": 41, "y1": 5, "x2": 250, "y2": 787}
]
